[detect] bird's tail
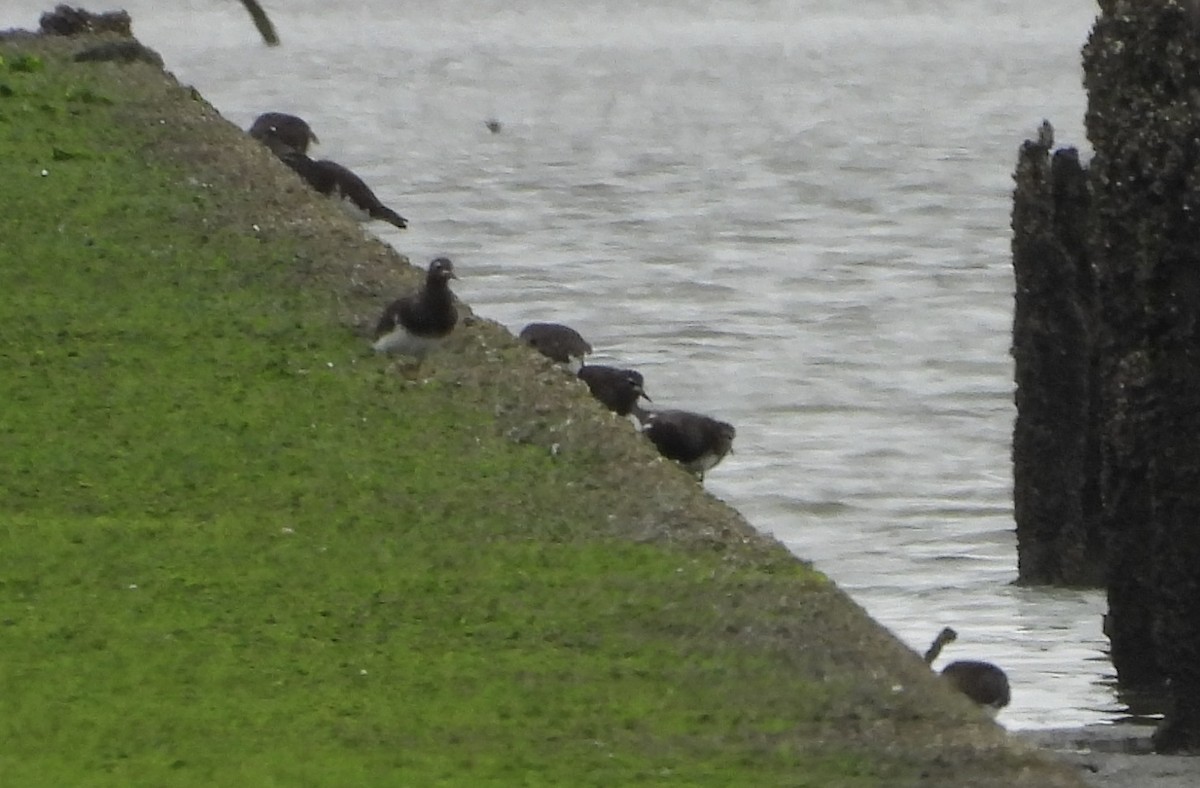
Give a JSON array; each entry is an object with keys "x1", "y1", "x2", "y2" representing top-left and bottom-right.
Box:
[{"x1": 371, "y1": 206, "x2": 409, "y2": 229}]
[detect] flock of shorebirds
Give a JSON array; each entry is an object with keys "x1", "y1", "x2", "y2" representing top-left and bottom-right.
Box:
[
  {"x1": 247, "y1": 111, "x2": 738, "y2": 483},
  {"x1": 246, "y1": 111, "x2": 1009, "y2": 712}
]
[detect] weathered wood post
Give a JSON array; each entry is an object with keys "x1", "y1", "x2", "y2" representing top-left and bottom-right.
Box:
[
  {"x1": 1082, "y1": 0, "x2": 1200, "y2": 752},
  {"x1": 1012, "y1": 0, "x2": 1200, "y2": 749},
  {"x1": 1011, "y1": 124, "x2": 1101, "y2": 587}
]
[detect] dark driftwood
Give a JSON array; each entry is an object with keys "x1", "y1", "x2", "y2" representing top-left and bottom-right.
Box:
[{"x1": 238, "y1": 0, "x2": 279, "y2": 46}]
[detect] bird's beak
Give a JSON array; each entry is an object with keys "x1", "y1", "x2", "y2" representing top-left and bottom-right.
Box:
[{"x1": 639, "y1": 389, "x2": 652, "y2": 402}]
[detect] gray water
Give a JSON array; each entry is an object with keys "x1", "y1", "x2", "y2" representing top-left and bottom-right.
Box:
[{"x1": 4, "y1": 0, "x2": 1118, "y2": 730}]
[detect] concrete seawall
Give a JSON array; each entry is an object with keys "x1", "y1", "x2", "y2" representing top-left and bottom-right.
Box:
[{"x1": 0, "y1": 25, "x2": 1090, "y2": 786}]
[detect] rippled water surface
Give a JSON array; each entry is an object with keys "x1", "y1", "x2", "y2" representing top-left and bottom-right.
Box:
[{"x1": 4, "y1": 0, "x2": 1117, "y2": 729}]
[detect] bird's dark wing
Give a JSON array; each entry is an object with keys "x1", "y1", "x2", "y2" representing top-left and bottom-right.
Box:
[
  {"x1": 644, "y1": 414, "x2": 703, "y2": 462},
  {"x1": 369, "y1": 205, "x2": 408, "y2": 229},
  {"x1": 522, "y1": 323, "x2": 591, "y2": 362},
  {"x1": 373, "y1": 298, "x2": 409, "y2": 340},
  {"x1": 281, "y1": 153, "x2": 339, "y2": 195},
  {"x1": 315, "y1": 161, "x2": 407, "y2": 228}
]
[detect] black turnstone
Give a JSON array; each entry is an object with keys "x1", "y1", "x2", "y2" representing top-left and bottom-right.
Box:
[
  {"x1": 577, "y1": 365, "x2": 651, "y2": 417},
  {"x1": 372, "y1": 257, "x2": 459, "y2": 357},
  {"x1": 635, "y1": 409, "x2": 736, "y2": 480},
  {"x1": 923, "y1": 627, "x2": 1011, "y2": 714},
  {"x1": 519, "y1": 322, "x2": 592, "y2": 371},
  {"x1": 248, "y1": 112, "x2": 319, "y2": 157},
  {"x1": 280, "y1": 152, "x2": 408, "y2": 230}
]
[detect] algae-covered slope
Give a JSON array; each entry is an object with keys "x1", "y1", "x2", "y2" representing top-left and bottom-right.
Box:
[{"x1": 0, "y1": 32, "x2": 1083, "y2": 787}]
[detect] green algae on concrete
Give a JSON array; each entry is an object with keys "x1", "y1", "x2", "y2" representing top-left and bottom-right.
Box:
[{"x1": 0, "y1": 31, "x2": 1084, "y2": 787}]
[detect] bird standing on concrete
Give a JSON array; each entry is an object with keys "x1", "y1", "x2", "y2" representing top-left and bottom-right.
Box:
[
  {"x1": 577, "y1": 365, "x2": 651, "y2": 417},
  {"x1": 279, "y1": 152, "x2": 408, "y2": 230},
  {"x1": 519, "y1": 322, "x2": 593, "y2": 371},
  {"x1": 635, "y1": 408, "x2": 735, "y2": 481},
  {"x1": 372, "y1": 258, "x2": 459, "y2": 358},
  {"x1": 248, "y1": 112, "x2": 319, "y2": 157},
  {"x1": 923, "y1": 627, "x2": 1011, "y2": 714}
]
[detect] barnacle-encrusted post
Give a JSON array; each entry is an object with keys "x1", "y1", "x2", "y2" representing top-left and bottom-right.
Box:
[
  {"x1": 1010, "y1": 121, "x2": 1100, "y2": 586},
  {"x1": 1083, "y1": 0, "x2": 1200, "y2": 753}
]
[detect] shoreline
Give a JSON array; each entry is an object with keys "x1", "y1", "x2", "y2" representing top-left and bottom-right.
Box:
[
  {"x1": 0, "y1": 25, "x2": 1100, "y2": 786},
  {"x1": 1018, "y1": 724, "x2": 1200, "y2": 788}
]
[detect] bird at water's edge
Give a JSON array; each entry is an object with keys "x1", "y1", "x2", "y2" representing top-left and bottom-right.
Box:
[
  {"x1": 372, "y1": 257, "x2": 459, "y2": 358},
  {"x1": 578, "y1": 365, "x2": 650, "y2": 417},
  {"x1": 634, "y1": 408, "x2": 735, "y2": 481},
  {"x1": 923, "y1": 627, "x2": 1011, "y2": 714},
  {"x1": 248, "y1": 112, "x2": 319, "y2": 157},
  {"x1": 280, "y1": 152, "x2": 408, "y2": 230},
  {"x1": 519, "y1": 322, "x2": 592, "y2": 371}
]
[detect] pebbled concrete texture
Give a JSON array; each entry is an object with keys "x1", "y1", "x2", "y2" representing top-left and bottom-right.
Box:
[{"x1": 1020, "y1": 725, "x2": 1200, "y2": 788}]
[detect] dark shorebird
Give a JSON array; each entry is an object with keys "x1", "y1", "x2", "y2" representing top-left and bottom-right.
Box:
[
  {"x1": 923, "y1": 627, "x2": 1011, "y2": 714},
  {"x1": 280, "y1": 151, "x2": 408, "y2": 230},
  {"x1": 519, "y1": 322, "x2": 592, "y2": 371},
  {"x1": 372, "y1": 258, "x2": 459, "y2": 357},
  {"x1": 635, "y1": 409, "x2": 735, "y2": 481},
  {"x1": 248, "y1": 112, "x2": 319, "y2": 157},
  {"x1": 577, "y1": 365, "x2": 650, "y2": 417}
]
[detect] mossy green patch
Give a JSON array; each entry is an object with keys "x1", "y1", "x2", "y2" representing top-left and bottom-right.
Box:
[{"x1": 0, "y1": 33, "x2": 1084, "y2": 787}]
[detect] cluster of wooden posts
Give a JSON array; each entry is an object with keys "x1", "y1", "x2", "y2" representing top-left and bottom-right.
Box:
[{"x1": 1010, "y1": 0, "x2": 1200, "y2": 753}]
